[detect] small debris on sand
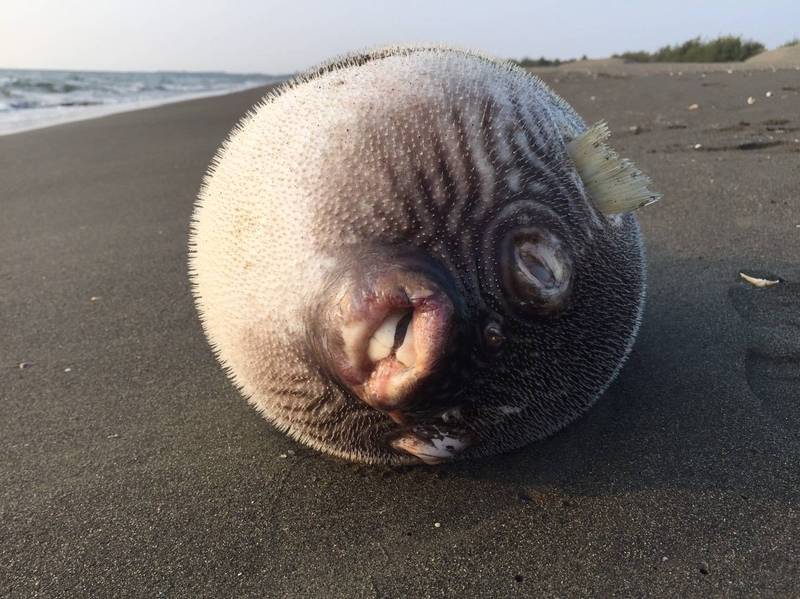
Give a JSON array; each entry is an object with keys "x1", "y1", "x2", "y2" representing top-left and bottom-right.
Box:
[
  {"x1": 739, "y1": 272, "x2": 780, "y2": 288},
  {"x1": 693, "y1": 143, "x2": 703, "y2": 150},
  {"x1": 688, "y1": 103, "x2": 699, "y2": 110},
  {"x1": 18, "y1": 362, "x2": 34, "y2": 369},
  {"x1": 90, "y1": 296, "x2": 102, "y2": 302},
  {"x1": 746, "y1": 96, "x2": 756, "y2": 105},
  {"x1": 64, "y1": 367, "x2": 72, "y2": 373},
  {"x1": 434, "y1": 522, "x2": 441, "y2": 528},
  {"x1": 765, "y1": 91, "x2": 773, "y2": 98}
]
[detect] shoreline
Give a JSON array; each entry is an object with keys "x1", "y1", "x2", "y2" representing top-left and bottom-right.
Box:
[{"x1": 0, "y1": 81, "x2": 284, "y2": 137}]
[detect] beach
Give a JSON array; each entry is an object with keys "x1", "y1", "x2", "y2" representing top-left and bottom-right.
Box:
[{"x1": 1, "y1": 64, "x2": 799, "y2": 597}]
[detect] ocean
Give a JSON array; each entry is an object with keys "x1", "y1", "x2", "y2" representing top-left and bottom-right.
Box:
[{"x1": 0, "y1": 69, "x2": 287, "y2": 136}]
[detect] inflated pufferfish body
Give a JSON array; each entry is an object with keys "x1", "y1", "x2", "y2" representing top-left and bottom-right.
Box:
[{"x1": 189, "y1": 45, "x2": 659, "y2": 464}]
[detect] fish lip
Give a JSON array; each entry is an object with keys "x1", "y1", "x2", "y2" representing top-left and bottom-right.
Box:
[{"x1": 332, "y1": 271, "x2": 455, "y2": 413}]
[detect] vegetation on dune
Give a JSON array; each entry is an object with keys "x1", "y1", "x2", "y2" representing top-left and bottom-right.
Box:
[
  {"x1": 512, "y1": 54, "x2": 587, "y2": 68},
  {"x1": 514, "y1": 34, "x2": 795, "y2": 68},
  {"x1": 613, "y1": 36, "x2": 765, "y2": 63}
]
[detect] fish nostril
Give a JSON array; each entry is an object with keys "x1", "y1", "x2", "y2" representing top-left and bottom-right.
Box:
[{"x1": 483, "y1": 321, "x2": 505, "y2": 350}]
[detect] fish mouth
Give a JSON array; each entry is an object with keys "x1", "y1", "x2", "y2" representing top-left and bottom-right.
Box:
[
  {"x1": 335, "y1": 273, "x2": 455, "y2": 415},
  {"x1": 320, "y1": 261, "x2": 476, "y2": 464}
]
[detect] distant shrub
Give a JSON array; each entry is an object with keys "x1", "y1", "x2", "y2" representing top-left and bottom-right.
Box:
[
  {"x1": 782, "y1": 38, "x2": 800, "y2": 48},
  {"x1": 613, "y1": 50, "x2": 651, "y2": 63},
  {"x1": 613, "y1": 36, "x2": 765, "y2": 63},
  {"x1": 512, "y1": 56, "x2": 575, "y2": 68}
]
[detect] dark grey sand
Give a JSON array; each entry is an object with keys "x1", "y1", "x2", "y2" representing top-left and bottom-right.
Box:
[{"x1": 2, "y1": 67, "x2": 799, "y2": 597}]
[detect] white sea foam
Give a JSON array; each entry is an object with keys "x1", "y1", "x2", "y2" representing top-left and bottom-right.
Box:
[{"x1": 0, "y1": 69, "x2": 287, "y2": 136}]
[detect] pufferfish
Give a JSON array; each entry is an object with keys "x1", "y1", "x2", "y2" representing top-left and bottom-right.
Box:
[{"x1": 189, "y1": 45, "x2": 660, "y2": 465}]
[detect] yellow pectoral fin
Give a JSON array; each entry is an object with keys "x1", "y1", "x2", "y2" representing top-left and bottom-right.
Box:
[{"x1": 567, "y1": 121, "x2": 661, "y2": 216}]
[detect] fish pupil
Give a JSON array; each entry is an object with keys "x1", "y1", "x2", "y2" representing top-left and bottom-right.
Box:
[{"x1": 516, "y1": 244, "x2": 556, "y2": 288}]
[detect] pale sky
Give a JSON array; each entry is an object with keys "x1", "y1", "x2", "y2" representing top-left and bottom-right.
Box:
[{"x1": 2, "y1": 0, "x2": 798, "y2": 74}]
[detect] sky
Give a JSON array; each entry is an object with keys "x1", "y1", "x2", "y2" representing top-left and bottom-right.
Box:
[{"x1": 2, "y1": 0, "x2": 798, "y2": 74}]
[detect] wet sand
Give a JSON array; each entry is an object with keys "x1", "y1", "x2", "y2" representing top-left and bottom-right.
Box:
[{"x1": 2, "y1": 65, "x2": 799, "y2": 597}]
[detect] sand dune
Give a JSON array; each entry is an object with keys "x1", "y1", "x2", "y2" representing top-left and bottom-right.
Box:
[
  {"x1": 747, "y1": 43, "x2": 800, "y2": 66},
  {"x1": 527, "y1": 48, "x2": 800, "y2": 77}
]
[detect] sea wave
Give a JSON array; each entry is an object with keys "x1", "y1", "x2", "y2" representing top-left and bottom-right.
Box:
[{"x1": 0, "y1": 69, "x2": 285, "y2": 135}]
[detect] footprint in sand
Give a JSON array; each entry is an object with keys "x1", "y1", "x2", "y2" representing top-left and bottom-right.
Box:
[{"x1": 729, "y1": 277, "x2": 800, "y2": 430}]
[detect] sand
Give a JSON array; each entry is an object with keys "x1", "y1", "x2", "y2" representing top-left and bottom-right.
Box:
[
  {"x1": 1, "y1": 65, "x2": 799, "y2": 597},
  {"x1": 531, "y1": 50, "x2": 800, "y2": 76}
]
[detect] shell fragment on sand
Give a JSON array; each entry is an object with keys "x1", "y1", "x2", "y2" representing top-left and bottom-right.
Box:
[{"x1": 739, "y1": 272, "x2": 780, "y2": 288}]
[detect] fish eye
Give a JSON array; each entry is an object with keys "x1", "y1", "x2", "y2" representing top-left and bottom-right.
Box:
[
  {"x1": 483, "y1": 321, "x2": 506, "y2": 350},
  {"x1": 500, "y1": 227, "x2": 572, "y2": 315}
]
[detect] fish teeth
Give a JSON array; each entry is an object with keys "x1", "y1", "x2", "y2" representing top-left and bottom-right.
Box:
[
  {"x1": 341, "y1": 320, "x2": 372, "y2": 367},
  {"x1": 367, "y1": 312, "x2": 403, "y2": 363},
  {"x1": 395, "y1": 324, "x2": 416, "y2": 368},
  {"x1": 367, "y1": 337, "x2": 393, "y2": 363}
]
